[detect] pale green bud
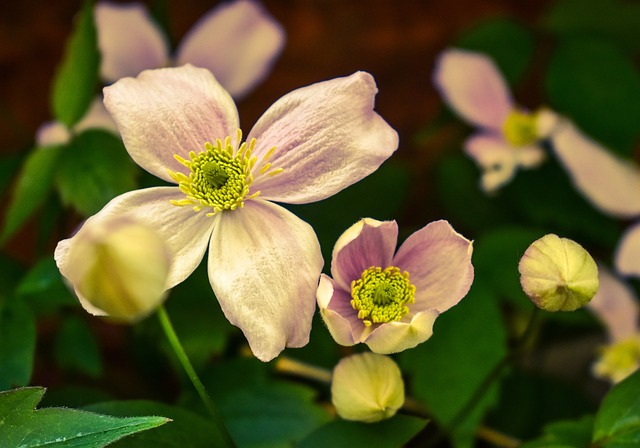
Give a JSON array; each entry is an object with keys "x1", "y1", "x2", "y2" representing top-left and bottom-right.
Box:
[
  {"x1": 331, "y1": 352, "x2": 404, "y2": 423},
  {"x1": 518, "y1": 234, "x2": 599, "y2": 312}
]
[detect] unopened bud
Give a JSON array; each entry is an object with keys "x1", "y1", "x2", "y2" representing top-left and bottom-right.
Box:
[
  {"x1": 331, "y1": 352, "x2": 404, "y2": 423},
  {"x1": 519, "y1": 234, "x2": 599, "y2": 311}
]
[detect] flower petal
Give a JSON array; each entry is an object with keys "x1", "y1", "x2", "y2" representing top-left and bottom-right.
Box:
[
  {"x1": 433, "y1": 48, "x2": 513, "y2": 130},
  {"x1": 317, "y1": 275, "x2": 359, "y2": 346},
  {"x1": 56, "y1": 187, "x2": 214, "y2": 291},
  {"x1": 616, "y1": 222, "x2": 640, "y2": 278},
  {"x1": 95, "y1": 2, "x2": 169, "y2": 82},
  {"x1": 247, "y1": 72, "x2": 398, "y2": 204},
  {"x1": 516, "y1": 145, "x2": 546, "y2": 169},
  {"x1": 74, "y1": 97, "x2": 118, "y2": 136},
  {"x1": 464, "y1": 133, "x2": 517, "y2": 193},
  {"x1": 393, "y1": 220, "x2": 474, "y2": 314},
  {"x1": 103, "y1": 65, "x2": 240, "y2": 182},
  {"x1": 331, "y1": 218, "x2": 398, "y2": 291},
  {"x1": 364, "y1": 310, "x2": 439, "y2": 354},
  {"x1": 588, "y1": 265, "x2": 639, "y2": 343},
  {"x1": 37, "y1": 121, "x2": 71, "y2": 147},
  {"x1": 208, "y1": 199, "x2": 323, "y2": 362},
  {"x1": 552, "y1": 122, "x2": 640, "y2": 218},
  {"x1": 175, "y1": 0, "x2": 285, "y2": 99}
]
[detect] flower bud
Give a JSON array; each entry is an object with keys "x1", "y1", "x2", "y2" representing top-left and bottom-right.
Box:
[
  {"x1": 518, "y1": 234, "x2": 599, "y2": 311},
  {"x1": 331, "y1": 352, "x2": 404, "y2": 423},
  {"x1": 55, "y1": 216, "x2": 171, "y2": 322}
]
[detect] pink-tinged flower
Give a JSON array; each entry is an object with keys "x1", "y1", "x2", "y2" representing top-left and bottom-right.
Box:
[
  {"x1": 587, "y1": 266, "x2": 640, "y2": 383},
  {"x1": 317, "y1": 218, "x2": 474, "y2": 354},
  {"x1": 95, "y1": 0, "x2": 284, "y2": 98},
  {"x1": 55, "y1": 65, "x2": 398, "y2": 362},
  {"x1": 433, "y1": 49, "x2": 558, "y2": 193}
]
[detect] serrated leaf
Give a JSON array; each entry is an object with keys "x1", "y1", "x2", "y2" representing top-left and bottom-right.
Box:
[
  {"x1": 1, "y1": 145, "x2": 63, "y2": 245},
  {"x1": 545, "y1": 36, "x2": 640, "y2": 156},
  {"x1": 520, "y1": 415, "x2": 594, "y2": 448},
  {"x1": 55, "y1": 130, "x2": 138, "y2": 216},
  {"x1": 592, "y1": 370, "x2": 640, "y2": 446},
  {"x1": 0, "y1": 387, "x2": 168, "y2": 447},
  {"x1": 0, "y1": 299, "x2": 36, "y2": 390},
  {"x1": 54, "y1": 316, "x2": 102, "y2": 378},
  {"x1": 297, "y1": 415, "x2": 428, "y2": 448},
  {"x1": 51, "y1": 0, "x2": 100, "y2": 126}
]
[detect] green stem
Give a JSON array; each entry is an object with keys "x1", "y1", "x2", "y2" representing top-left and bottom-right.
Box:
[{"x1": 157, "y1": 305, "x2": 236, "y2": 448}]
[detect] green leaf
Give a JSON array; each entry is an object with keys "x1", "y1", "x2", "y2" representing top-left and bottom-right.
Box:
[
  {"x1": 16, "y1": 256, "x2": 77, "y2": 315},
  {"x1": 297, "y1": 415, "x2": 428, "y2": 448},
  {"x1": 399, "y1": 281, "x2": 507, "y2": 448},
  {"x1": 0, "y1": 145, "x2": 63, "y2": 245},
  {"x1": 520, "y1": 415, "x2": 594, "y2": 448},
  {"x1": 55, "y1": 130, "x2": 138, "y2": 216},
  {"x1": 456, "y1": 17, "x2": 535, "y2": 85},
  {"x1": 592, "y1": 370, "x2": 640, "y2": 446},
  {"x1": 0, "y1": 299, "x2": 36, "y2": 390},
  {"x1": 84, "y1": 400, "x2": 230, "y2": 447},
  {"x1": 51, "y1": 0, "x2": 100, "y2": 126},
  {"x1": 545, "y1": 36, "x2": 640, "y2": 156},
  {"x1": 54, "y1": 315, "x2": 103, "y2": 378},
  {"x1": 0, "y1": 387, "x2": 168, "y2": 447},
  {"x1": 0, "y1": 152, "x2": 22, "y2": 195}
]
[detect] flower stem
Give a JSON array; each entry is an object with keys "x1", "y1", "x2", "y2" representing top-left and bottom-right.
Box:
[{"x1": 157, "y1": 305, "x2": 236, "y2": 448}]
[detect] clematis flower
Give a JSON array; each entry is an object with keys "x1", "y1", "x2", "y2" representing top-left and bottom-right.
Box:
[
  {"x1": 317, "y1": 218, "x2": 474, "y2": 354},
  {"x1": 587, "y1": 266, "x2": 640, "y2": 384},
  {"x1": 95, "y1": 0, "x2": 284, "y2": 99},
  {"x1": 433, "y1": 48, "x2": 559, "y2": 193},
  {"x1": 54, "y1": 65, "x2": 398, "y2": 362}
]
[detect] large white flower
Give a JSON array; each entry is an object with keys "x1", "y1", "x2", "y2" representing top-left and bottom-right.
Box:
[{"x1": 55, "y1": 65, "x2": 398, "y2": 362}]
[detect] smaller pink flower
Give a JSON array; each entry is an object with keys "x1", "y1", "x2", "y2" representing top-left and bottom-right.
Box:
[
  {"x1": 317, "y1": 218, "x2": 474, "y2": 354},
  {"x1": 433, "y1": 49, "x2": 557, "y2": 193}
]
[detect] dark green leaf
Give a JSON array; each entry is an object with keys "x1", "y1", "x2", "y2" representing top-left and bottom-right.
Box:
[
  {"x1": 520, "y1": 415, "x2": 594, "y2": 448},
  {"x1": 593, "y1": 370, "x2": 640, "y2": 446},
  {"x1": 0, "y1": 152, "x2": 22, "y2": 195},
  {"x1": 51, "y1": 0, "x2": 100, "y2": 126},
  {"x1": 0, "y1": 145, "x2": 63, "y2": 245},
  {"x1": 545, "y1": 36, "x2": 640, "y2": 156},
  {"x1": 0, "y1": 387, "x2": 168, "y2": 447},
  {"x1": 55, "y1": 130, "x2": 138, "y2": 216},
  {"x1": 54, "y1": 315, "x2": 102, "y2": 378},
  {"x1": 297, "y1": 415, "x2": 428, "y2": 448},
  {"x1": 0, "y1": 299, "x2": 36, "y2": 390},
  {"x1": 16, "y1": 256, "x2": 77, "y2": 314}
]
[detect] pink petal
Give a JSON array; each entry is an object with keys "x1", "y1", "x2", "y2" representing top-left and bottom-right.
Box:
[
  {"x1": 464, "y1": 133, "x2": 518, "y2": 193},
  {"x1": 176, "y1": 0, "x2": 285, "y2": 99},
  {"x1": 317, "y1": 275, "x2": 359, "y2": 346},
  {"x1": 588, "y1": 265, "x2": 639, "y2": 343},
  {"x1": 208, "y1": 199, "x2": 323, "y2": 362},
  {"x1": 616, "y1": 222, "x2": 640, "y2": 278},
  {"x1": 37, "y1": 121, "x2": 71, "y2": 147},
  {"x1": 95, "y1": 2, "x2": 169, "y2": 82},
  {"x1": 552, "y1": 122, "x2": 640, "y2": 218},
  {"x1": 331, "y1": 219, "x2": 398, "y2": 291},
  {"x1": 393, "y1": 220, "x2": 474, "y2": 314},
  {"x1": 56, "y1": 187, "x2": 214, "y2": 291},
  {"x1": 247, "y1": 72, "x2": 398, "y2": 204},
  {"x1": 433, "y1": 48, "x2": 513, "y2": 131},
  {"x1": 364, "y1": 310, "x2": 439, "y2": 354},
  {"x1": 103, "y1": 65, "x2": 240, "y2": 183}
]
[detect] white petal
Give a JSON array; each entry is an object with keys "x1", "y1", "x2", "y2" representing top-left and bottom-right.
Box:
[
  {"x1": 516, "y1": 145, "x2": 546, "y2": 169},
  {"x1": 364, "y1": 310, "x2": 439, "y2": 354},
  {"x1": 247, "y1": 72, "x2": 398, "y2": 204},
  {"x1": 176, "y1": 0, "x2": 285, "y2": 99},
  {"x1": 208, "y1": 200, "x2": 323, "y2": 362},
  {"x1": 433, "y1": 48, "x2": 513, "y2": 130},
  {"x1": 616, "y1": 222, "x2": 640, "y2": 278},
  {"x1": 36, "y1": 121, "x2": 71, "y2": 147},
  {"x1": 552, "y1": 121, "x2": 640, "y2": 218},
  {"x1": 74, "y1": 97, "x2": 118, "y2": 136},
  {"x1": 103, "y1": 65, "x2": 240, "y2": 182},
  {"x1": 95, "y1": 2, "x2": 169, "y2": 82},
  {"x1": 464, "y1": 133, "x2": 517, "y2": 193}
]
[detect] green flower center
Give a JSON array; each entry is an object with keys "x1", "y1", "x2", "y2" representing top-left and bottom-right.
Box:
[
  {"x1": 502, "y1": 110, "x2": 537, "y2": 147},
  {"x1": 350, "y1": 266, "x2": 416, "y2": 327},
  {"x1": 167, "y1": 131, "x2": 283, "y2": 216}
]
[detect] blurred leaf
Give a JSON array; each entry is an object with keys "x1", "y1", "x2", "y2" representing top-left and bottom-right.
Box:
[
  {"x1": 0, "y1": 253, "x2": 26, "y2": 302},
  {"x1": 0, "y1": 299, "x2": 35, "y2": 390},
  {"x1": 85, "y1": 400, "x2": 230, "y2": 448},
  {"x1": 297, "y1": 415, "x2": 428, "y2": 448},
  {"x1": 0, "y1": 151, "x2": 22, "y2": 195},
  {"x1": 399, "y1": 281, "x2": 507, "y2": 448},
  {"x1": 284, "y1": 314, "x2": 342, "y2": 369},
  {"x1": 56, "y1": 130, "x2": 138, "y2": 216},
  {"x1": 456, "y1": 17, "x2": 535, "y2": 85},
  {"x1": 543, "y1": 0, "x2": 640, "y2": 51},
  {"x1": 592, "y1": 370, "x2": 640, "y2": 445},
  {"x1": 0, "y1": 387, "x2": 168, "y2": 447},
  {"x1": 40, "y1": 385, "x2": 113, "y2": 409},
  {"x1": 54, "y1": 315, "x2": 102, "y2": 378},
  {"x1": 51, "y1": 0, "x2": 100, "y2": 126},
  {"x1": 520, "y1": 415, "x2": 594, "y2": 448},
  {"x1": 16, "y1": 256, "x2": 77, "y2": 315},
  {"x1": 545, "y1": 36, "x2": 640, "y2": 156},
  {"x1": 0, "y1": 145, "x2": 62, "y2": 245}
]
